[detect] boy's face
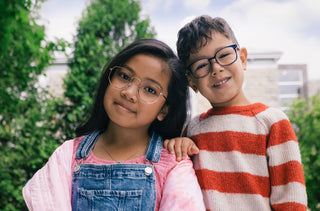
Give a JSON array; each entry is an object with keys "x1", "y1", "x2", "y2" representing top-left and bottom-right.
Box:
[{"x1": 187, "y1": 32, "x2": 249, "y2": 108}]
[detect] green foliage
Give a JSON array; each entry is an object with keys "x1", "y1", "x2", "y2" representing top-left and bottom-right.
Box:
[
  {"x1": 0, "y1": 0, "x2": 68, "y2": 209},
  {"x1": 287, "y1": 94, "x2": 320, "y2": 210},
  {"x1": 0, "y1": 0, "x2": 155, "y2": 209},
  {"x1": 62, "y1": 0, "x2": 156, "y2": 139}
]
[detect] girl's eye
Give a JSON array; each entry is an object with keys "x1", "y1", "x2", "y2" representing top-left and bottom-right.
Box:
[
  {"x1": 144, "y1": 87, "x2": 156, "y2": 95},
  {"x1": 119, "y1": 72, "x2": 131, "y2": 81}
]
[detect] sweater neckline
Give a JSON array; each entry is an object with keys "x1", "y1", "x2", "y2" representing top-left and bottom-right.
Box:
[{"x1": 200, "y1": 103, "x2": 267, "y2": 120}]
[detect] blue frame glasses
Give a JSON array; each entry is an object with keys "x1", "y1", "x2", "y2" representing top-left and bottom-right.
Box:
[{"x1": 187, "y1": 44, "x2": 238, "y2": 79}]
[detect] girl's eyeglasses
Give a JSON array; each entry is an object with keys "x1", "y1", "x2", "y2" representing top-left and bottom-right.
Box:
[{"x1": 108, "y1": 66, "x2": 167, "y2": 104}]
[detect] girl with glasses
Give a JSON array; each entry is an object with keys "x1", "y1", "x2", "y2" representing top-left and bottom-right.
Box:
[{"x1": 23, "y1": 39, "x2": 205, "y2": 211}]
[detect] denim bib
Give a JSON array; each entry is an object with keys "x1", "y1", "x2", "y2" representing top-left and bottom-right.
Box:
[{"x1": 71, "y1": 131, "x2": 162, "y2": 211}]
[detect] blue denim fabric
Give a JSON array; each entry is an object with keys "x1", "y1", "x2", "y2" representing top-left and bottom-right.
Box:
[{"x1": 72, "y1": 131, "x2": 162, "y2": 211}]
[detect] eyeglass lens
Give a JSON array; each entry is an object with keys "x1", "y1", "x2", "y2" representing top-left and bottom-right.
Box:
[{"x1": 108, "y1": 66, "x2": 164, "y2": 103}]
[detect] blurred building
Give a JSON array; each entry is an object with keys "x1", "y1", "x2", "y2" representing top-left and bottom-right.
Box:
[
  {"x1": 278, "y1": 64, "x2": 308, "y2": 110},
  {"x1": 40, "y1": 55, "x2": 69, "y2": 97}
]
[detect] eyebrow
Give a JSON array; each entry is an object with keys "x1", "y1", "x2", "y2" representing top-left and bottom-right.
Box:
[{"x1": 189, "y1": 44, "x2": 235, "y2": 65}]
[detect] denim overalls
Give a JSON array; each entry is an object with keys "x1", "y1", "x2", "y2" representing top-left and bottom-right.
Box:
[{"x1": 71, "y1": 131, "x2": 162, "y2": 211}]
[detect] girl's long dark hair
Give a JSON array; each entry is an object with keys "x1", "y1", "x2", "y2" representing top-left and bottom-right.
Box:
[{"x1": 75, "y1": 38, "x2": 189, "y2": 140}]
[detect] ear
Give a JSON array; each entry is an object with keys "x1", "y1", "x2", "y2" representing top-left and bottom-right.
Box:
[
  {"x1": 157, "y1": 105, "x2": 169, "y2": 121},
  {"x1": 239, "y1": 47, "x2": 248, "y2": 71},
  {"x1": 188, "y1": 76, "x2": 198, "y2": 93}
]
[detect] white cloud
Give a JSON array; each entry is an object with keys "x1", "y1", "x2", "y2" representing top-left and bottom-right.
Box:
[
  {"x1": 40, "y1": 0, "x2": 88, "y2": 42},
  {"x1": 142, "y1": 0, "x2": 176, "y2": 14},
  {"x1": 215, "y1": 0, "x2": 320, "y2": 79},
  {"x1": 179, "y1": 16, "x2": 196, "y2": 27},
  {"x1": 183, "y1": 0, "x2": 211, "y2": 10}
]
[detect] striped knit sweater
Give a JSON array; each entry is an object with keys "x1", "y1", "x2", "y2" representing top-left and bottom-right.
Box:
[{"x1": 185, "y1": 103, "x2": 307, "y2": 211}]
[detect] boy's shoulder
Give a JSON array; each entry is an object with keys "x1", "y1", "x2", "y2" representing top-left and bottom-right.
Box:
[{"x1": 253, "y1": 103, "x2": 289, "y2": 122}]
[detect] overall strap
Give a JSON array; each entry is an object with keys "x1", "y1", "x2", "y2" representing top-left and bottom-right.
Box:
[
  {"x1": 145, "y1": 132, "x2": 163, "y2": 163},
  {"x1": 75, "y1": 131, "x2": 163, "y2": 162},
  {"x1": 75, "y1": 131, "x2": 100, "y2": 159}
]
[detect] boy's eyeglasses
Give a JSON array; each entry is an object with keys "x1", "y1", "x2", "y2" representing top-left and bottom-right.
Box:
[
  {"x1": 108, "y1": 66, "x2": 167, "y2": 104},
  {"x1": 187, "y1": 44, "x2": 238, "y2": 79}
]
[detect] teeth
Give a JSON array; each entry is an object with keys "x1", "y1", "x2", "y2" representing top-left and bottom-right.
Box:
[{"x1": 214, "y1": 78, "x2": 228, "y2": 87}]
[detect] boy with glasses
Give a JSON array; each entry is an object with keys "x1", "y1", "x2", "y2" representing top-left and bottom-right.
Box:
[{"x1": 164, "y1": 15, "x2": 307, "y2": 210}]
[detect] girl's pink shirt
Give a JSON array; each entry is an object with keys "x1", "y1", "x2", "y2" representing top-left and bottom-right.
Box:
[{"x1": 23, "y1": 137, "x2": 205, "y2": 211}]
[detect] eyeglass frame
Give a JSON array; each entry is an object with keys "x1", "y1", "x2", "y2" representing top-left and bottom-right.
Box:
[
  {"x1": 108, "y1": 66, "x2": 167, "y2": 104},
  {"x1": 187, "y1": 44, "x2": 239, "y2": 79}
]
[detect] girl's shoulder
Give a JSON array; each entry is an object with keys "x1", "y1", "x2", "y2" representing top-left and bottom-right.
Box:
[
  {"x1": 159, "y1": 148, "x2": 178, "y2": 164},
  {"x1": 50, "y1": 138, "x2": 79, "y2": 159}
]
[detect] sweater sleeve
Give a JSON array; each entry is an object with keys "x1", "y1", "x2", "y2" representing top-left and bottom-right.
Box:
[
  {"x1": 266, "y1": 110, "x2": 307, "y2": 210},
  {"x1": 22, "y1": 140, "x2": 74, "y2": 211},
  {"x1": 159, "y1": 158, "x2": 205, "y2": 211}
]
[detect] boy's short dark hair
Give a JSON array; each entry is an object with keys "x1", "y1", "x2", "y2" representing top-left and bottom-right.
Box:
[{"x1": 177, "y1": 15, "x2": 239, "y2": 66}]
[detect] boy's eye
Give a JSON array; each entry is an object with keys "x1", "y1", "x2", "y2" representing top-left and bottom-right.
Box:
[
  {"x1": 196, "y1": 63, "x2": 208, "y2": 70},
  {"x1": 218, "y1": 53, "x2": 231, "y2": 60},
  {"x1": 194, "y1": 60, "x2": 209, "y2": 71}
]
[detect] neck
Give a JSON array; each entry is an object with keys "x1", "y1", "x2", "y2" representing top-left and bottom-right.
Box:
[
  {"x1": 92, "y1": 124, "x2": 151, "y2": 162},
  {"x1": 211, "y1": 91, "x2": 251, "y2": 108},
  {"x1": 102, "y1": 124, "x2": 150, "y2": 146}
]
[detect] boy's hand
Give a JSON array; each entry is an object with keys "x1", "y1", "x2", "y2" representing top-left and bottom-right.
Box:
[{"x1": 163, "y1": 137, "x2": 199, "y2": 161}]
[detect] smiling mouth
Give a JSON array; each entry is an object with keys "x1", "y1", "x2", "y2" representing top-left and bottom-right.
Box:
[
  {"x1": 115, "y1": 102, "x2": 136, "y2": 113},
  {"x1": 213, "y1": 77, "x2": 231, "y2": 87}
]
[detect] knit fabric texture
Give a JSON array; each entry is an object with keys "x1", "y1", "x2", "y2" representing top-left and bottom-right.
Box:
[{"x1": 186, "y1": 103, "x2": 307, "y2": 211}]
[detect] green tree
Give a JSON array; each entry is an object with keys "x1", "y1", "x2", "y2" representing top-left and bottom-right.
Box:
[
  {"x1": 62, "y1": 0, "x2": 155, "y2": 139},
  {"x1": 287, "y1": 94, "x2": 320, "y2": 210},
  {"x1": 0, "y1": 0, "x2": 67, "y2": 210}
]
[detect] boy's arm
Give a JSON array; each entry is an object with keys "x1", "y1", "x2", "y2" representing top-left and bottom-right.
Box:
[
  {"x1": 267, "y1": 117, "x2": 307, "y2": 210},
  {"x1": 163, "y1": 137, "x2": 199, "y2": 161}
]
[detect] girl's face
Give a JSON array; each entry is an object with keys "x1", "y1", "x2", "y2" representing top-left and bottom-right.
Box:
[
  {"x1": 103, "y1": 54, "x2": 170, "y2": 131},
  {"x1": 187, "y1": 32, "x2": 249, "y2": 108}
]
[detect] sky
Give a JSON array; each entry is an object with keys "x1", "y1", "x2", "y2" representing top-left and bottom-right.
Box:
[{"x1": 40, "y1": 0, "x2": 320, "y2": 80}]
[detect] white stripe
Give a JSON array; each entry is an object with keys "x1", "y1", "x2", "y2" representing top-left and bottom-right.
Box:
[
  {"x1": 267, "y1": 140, "x2": 302, "y2": 166},
  {"x1": 270, "y1": 182, "x2": 307, "y2": 206},
  {"x1": 188, "y1": 107, "x2": 288, "y2": 136},
  {"x1": 203, "y1": 190, "x2": 271, "y2": 211},
  {"x1": 255, "y1": 107, "x2": 289, "y2": 129},
  {"x1": 193, "y1": 150, "x2": 269, "y2": 177},
  {"x1": 189, "y1": 114, "x2": 268, "y2": 134}
]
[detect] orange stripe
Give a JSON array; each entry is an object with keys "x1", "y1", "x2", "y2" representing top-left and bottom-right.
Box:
[
  {"x1": 269, "y1": 161, "x2": 305, "y2": 186},
  {"x1": 195, "y1": 169, "x2": 270, "y2": 197},
  {"x1": 192, "y1": 132, "x2": 267, "y2": 155},
  {"x1": 268, "y1": 119, "x2": 297, "y2": 147},
  {"x1": 272, "y1": 202, "x2": 307, "y2": 211}
]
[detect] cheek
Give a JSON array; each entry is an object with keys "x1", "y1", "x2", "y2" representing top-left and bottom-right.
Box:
[{"x1": 103, "y1": 88, "x2": 113, "y2": 111}]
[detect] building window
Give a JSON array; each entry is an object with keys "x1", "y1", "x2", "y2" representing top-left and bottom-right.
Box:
[{"x1": 278, "y1": 66, "x2": 306, "y2": 111}]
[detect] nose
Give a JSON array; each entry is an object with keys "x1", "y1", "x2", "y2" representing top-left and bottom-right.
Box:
[
  {"x1": 210, "y1": 59, "x2": 224, "y2": 77},
  {"x1": 120, "y1": 79, "x2": 140, "y2": 103}
]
